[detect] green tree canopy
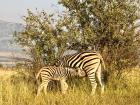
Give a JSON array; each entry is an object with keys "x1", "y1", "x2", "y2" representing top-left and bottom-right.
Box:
[
  {"x1": 58, "y1": 0, "x2": 140, "y2": 71},
  {"x1": 14, "y1": 0, "x2": 140, "y2": 73}
]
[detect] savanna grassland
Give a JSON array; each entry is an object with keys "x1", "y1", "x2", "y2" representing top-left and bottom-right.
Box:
[{"x1": 0, "y1": 68, "x2": 140, "y2": 105}]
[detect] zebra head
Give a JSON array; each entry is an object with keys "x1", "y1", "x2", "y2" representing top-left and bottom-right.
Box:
[
  {"x1": 65, "y1": 67, "x2": 79, "y2": 77},
  {"x1": 76, "y1": 68, "x2": 86, "y2": 77},
  {"x1": 65, "y1": 67, "x2": 86, "y2": 77}
]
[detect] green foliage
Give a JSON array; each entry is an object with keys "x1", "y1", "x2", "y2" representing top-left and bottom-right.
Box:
[
  {"x1": 58, "y1": 0, "x2": 140, "y2": 72},
  {"x1": 14, "y1": 10, "x2": 65, "y2": 69},
  {"x1": 14, "y1": 1, "x2": 140, "y2": 76}
]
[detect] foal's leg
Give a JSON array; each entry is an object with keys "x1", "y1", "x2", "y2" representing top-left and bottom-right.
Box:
[
  {"x1": 60, "y1": 79, "x2": 68, "y2": 94},
  {"x1": 43, "y1": 80, "x2": 50, "y2": 95},
  {"x1": 37, "y1": 80, "x2": 50, "y2": 96},
  {"x1": 36, "y1": 83, "x2": 45, "y2": 97}
]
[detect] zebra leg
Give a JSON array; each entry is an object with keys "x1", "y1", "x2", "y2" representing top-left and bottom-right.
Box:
[
  {"x1": 60, "y1": 79, "x2": 68, "y2": 94},
  {"x1": 87, "y1": 71, "x2": 97, "y2": 95},
  {"x1": 96, "y1": 64, "x2": 105, "y2": 94},
  {"x1": 43, "y1": 81, "x2": 50, "y2": 95},
  {"x1": 36, "y1": 83, "x2": 45, "y2": 97},
  {"x1": 36, "y1": 81, "x2": 49, "y2": 96}
]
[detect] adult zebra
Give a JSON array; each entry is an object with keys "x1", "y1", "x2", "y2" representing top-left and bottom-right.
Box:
[
  {"x1": 57, "y1": 51, "x2": 106, "y2": 95},
  {"x1": 36, "y1": 66, "x2": 85, "y2": 96}
]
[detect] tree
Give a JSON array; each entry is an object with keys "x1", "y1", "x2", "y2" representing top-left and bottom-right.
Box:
[
  {"x1": 14, "y1": 10, "x2": 56, "y2": 69},
  {"x1": 58, "y1": 0, "x2": 140, "y2": 74},
  {"x1": 14, "y1": 0, "x2": 140, "y2": 76}
]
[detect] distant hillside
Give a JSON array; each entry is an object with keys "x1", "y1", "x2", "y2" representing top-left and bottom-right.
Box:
[
  {"x1": 0, "y1": 20, "x2": 24, "y2": 52},
  {"x1": 0, "y1": 20, "x2": 23, "y2": 36},
  {"x1": 0, "y1": 20, "x2": 30, "y2": 67}
]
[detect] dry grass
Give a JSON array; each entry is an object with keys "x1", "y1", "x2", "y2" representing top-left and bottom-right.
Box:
[
  {"x1": 0, "y1": 68, "x2": 17, "y2": 79},
  {"x1": 0, "y1": 68, "x2": 140, "y2": 105}
]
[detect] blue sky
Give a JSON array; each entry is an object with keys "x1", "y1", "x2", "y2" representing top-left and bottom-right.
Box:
[{"x1": 0, "y1": 0, "x2": 63, "y2": 23}]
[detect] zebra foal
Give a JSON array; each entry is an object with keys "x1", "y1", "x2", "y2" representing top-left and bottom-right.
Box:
[{"x1": 36, "y1": 66, "x2": 85, "y2": 96}]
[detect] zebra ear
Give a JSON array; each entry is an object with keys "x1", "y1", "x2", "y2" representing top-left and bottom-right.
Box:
[{"x1": 54, "y1": 59, "x2": 61, "y2": 66}]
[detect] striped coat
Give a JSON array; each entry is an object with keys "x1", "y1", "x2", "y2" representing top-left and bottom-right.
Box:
[
  {"x1": 36, "y1": 66, "x2": 85, "y2": 95},
  {"x1": 58, "y1": 51, "x2": 106, "y2": 95}
]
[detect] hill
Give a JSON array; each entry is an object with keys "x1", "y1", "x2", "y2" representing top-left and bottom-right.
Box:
[{"x1": 0, "y1": 20, "x2": 30, "y2": 66}]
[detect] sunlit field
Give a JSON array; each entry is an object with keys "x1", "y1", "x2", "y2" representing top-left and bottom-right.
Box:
[{"x1": 0, "y1": 68, "x2": 140, "y2": 105}]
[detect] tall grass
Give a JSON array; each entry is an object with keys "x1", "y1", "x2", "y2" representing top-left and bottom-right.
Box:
[{"x1": 0, "y1": 68, "x2": 140, "y2": 105}]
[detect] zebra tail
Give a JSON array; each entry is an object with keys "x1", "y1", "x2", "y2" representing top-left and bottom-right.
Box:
[
  {"x1": 36, "y1": 68, "x2": 43, "y2": 79},
  {"x1": 100, "y1": 57, "x2": 106, "y2": 70},
  {"x1": 100, "y1": 56, "x2": 109, "y2": 84},
  {"x1": 97, "y1": 52, "x2": 110, "y2": 84},
  {"x1": 96, "y1": 52, "x2": 106, "y2": 70}
]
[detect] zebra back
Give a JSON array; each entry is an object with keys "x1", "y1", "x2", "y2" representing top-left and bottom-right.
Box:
[
  {"x1": 58, "y1": 51, "x2": 106, "y2": 69},
  {"x1": 36, "y1": 66, "x2": 81, "y2": 81},
  {"x1": 36, "y1": 67, "x2": 51, "y2": 79}
]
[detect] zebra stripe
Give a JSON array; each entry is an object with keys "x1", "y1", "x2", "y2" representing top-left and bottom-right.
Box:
[
  {"x1": 36, "y1": 66, "x2": 85, "y2": 96},
  {"x1": 58, "y1": 51, "x2": 105, "y2": 95}
]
